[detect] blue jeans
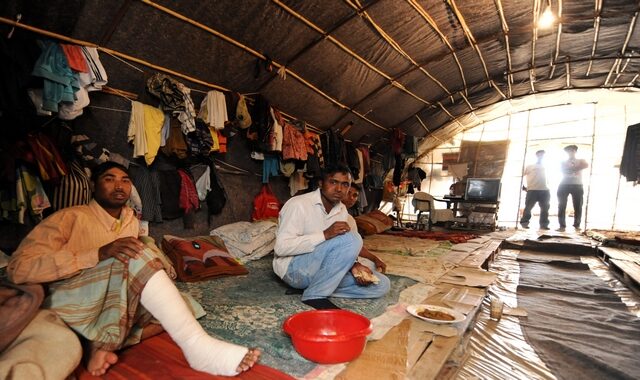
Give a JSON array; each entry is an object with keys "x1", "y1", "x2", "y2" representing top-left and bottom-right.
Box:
[{"x1": 283, "y1": 233, "x2": 390, "y2": 300}]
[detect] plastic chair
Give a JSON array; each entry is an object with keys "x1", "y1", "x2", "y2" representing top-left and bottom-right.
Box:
[{"x1": 411, "y1": 192, "x2": 455, "y2": 230}]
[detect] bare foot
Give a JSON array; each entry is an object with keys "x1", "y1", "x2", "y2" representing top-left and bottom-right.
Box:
[
  {"x1": 236, "y1": 347, "x2": 261, "y2": 372},
  {"x1": 87, "y1": 349, "x2": 118, "y2": 376}
]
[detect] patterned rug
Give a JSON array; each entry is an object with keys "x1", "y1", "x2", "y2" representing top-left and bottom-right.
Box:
[{"x1": 176, "y1": 256, "x2": 416, "y2": 378}]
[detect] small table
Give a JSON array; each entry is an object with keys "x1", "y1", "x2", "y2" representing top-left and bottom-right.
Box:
[{"x1": 436, "y1": 196, "x2": 500, "y2": 230}]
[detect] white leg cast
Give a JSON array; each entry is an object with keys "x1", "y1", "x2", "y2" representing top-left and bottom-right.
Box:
[{"x1": 140, "y1": 270, "x2": 248, "y2": 376}]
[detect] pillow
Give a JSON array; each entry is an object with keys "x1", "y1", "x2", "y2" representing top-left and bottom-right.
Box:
[
  {"x1": 161, "y1": 235, "x2": 248, "y2": 282},
  {"x1": 355, "y1": 210, "x2": 393, "y2": 235}
]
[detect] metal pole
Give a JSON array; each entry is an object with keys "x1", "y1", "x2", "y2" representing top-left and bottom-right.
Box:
[
  {"x1": 515, "y1": 110, "x2": 532, "y2": 228},
  {"x1": 583, "y1": 104, "x2": 597, "y2": 230},
  {"x1": 611, "y1": 105, "x2": 626, "y2": 230}
]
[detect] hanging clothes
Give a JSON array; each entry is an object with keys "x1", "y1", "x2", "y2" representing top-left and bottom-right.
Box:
[
  {"x1": 78, "y1": 46, "x2": 108, "y2": 91},
  {"x1": 146, "y1": 73, "x2": 196, "y2": 134},
  {"x1": 26, "y1": 132, "x2": 68, "y2": 183},
  {"x1": 304, "y1": 130, "x2": 323, "y2": 179},
  {"x1": 620, "y1": 123, "x2": 640, "y2": 183},
  {"x1": 127, "y1": 101, "x2": 165, "y2": 165},
  {"x1": 268, "y1": 107, "x2": 284, "y2": 152},
  {"x1": 198, "y1": 90, "x2": 228, "y2": 130},
  {"x1": 194, "y1": 165, "x2": 211, "y2": 201},
  {"x1": 391, "y1": 128, "x2": 406, "y2": 155},
  {"x1": 402, "y1": 135, "x2": 418, "y2": 158},
  {"x1": 161, "y1": 117, "x2": 189, "y2": 159},
  {"x1": 354, "y1": 148, "x2": 365, "y2": 184},
  {"x1": 247, "y1": 95, "x2": 271, "y2": 152},
  {"x1": 51, "y1": 160, "x2": 91, "y2": 211},
  {"x1": 282, "y1": 122, "x2": 308, "y2": 161},
  {"x1": 346, "y1": 142, "x2": 360, "y2": 181},
  {"x1": 17, "y1": 165, "x2": 51, "y2": 224},
  {"x1": 60, "y1": 44, "x2": 89, "y2": 73},
  {"x1": 130, "y1": 165, "x2": 163, "y2": 223},
  {"x1": 177, "y1": 169, "x2": 199, "y2": 213},
  {"x1": 262, "y1": 155, "x2": 280, "y2": 184},
  {"x1": 321, "y1": 129, "x2": 347, "y2": 167},
  {"x1": 185, "y1": 120, "x2": 214, "y2": 158},
  {"x1": 31, "y1": 40, "x2": 79, "y2": 113}
]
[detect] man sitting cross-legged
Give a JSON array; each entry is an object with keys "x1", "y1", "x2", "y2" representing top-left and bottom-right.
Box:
[
  {"x1": 273, "y1": 164, "x2": 390, "y2": 310},
  {"x1": 8, "y1": 162, "x2": 260, "y2": 377}
]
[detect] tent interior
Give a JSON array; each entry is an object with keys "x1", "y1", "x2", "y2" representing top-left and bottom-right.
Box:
[{"x1": 1, "y1": 0, "x2": 640, "y2": 379}]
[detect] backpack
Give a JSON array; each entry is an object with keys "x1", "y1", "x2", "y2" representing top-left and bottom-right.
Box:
[{"x1": 251, "y1": 184, "x2": 281, "y2": 221}]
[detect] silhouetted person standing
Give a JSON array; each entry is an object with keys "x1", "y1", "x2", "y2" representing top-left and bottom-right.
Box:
[
  {"x1": 520, "y1": 150, "x2": 550, "y2": 230},
  {"x1": 557, "y1": 145, "x2": 589, "y2": 231}
]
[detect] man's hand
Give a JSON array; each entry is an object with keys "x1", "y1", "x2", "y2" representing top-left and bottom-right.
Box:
[
  {"x1": 98, "y1": 237, "x2": 144, "y2": 264},
  {"x1": 323, "y1": 221, "x2": 351, "y2": 240},
  {"x1": 351, "y1": 262, "x2": 376, "y2": 286},
  {"x1": 372, "y1": 256, "x2": 387, "y2": 274}
]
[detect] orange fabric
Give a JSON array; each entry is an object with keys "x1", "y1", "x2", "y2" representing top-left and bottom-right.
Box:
[
  {"x1": 75, "y1": 332, "x2": 295, "y2": 380},
  {"x1": 282, "y1": 123, "x2": 307, "y2": 161},
  {"x1": 217, "y1": 131, "x2": 227, "y2": 153},
  {"x1": 8, "y1": 200, "x2": 139, "y2": 284},
  {"x1": 61, "y1": 44, "x2": 89, "y2": 73}
]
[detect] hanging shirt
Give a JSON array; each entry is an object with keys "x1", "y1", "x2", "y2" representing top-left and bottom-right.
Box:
[{"x1": 198, "y1": 90, "x2": 228, "y2": 130}]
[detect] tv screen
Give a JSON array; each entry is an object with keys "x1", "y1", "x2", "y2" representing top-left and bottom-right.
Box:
[{"x1": 465, "y1": 178, "x2": 501, "y2": 202}]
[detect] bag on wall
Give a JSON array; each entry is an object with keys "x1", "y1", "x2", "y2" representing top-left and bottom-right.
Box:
[{"x1": 251, "y1": 184, "x2": 281, "y2": 221}]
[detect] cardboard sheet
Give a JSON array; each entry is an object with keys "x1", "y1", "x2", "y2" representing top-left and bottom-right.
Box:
[
  {"x1": 438, "y1": 267, "x2": 498, "y2": 287},
  {"x1": 337, "y1": 319, "x2": 411, "y2": 380}
]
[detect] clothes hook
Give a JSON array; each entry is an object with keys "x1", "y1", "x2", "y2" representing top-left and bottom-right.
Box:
[{"x1": 7, "y1": 13, "x2": 22, "y2": 39}]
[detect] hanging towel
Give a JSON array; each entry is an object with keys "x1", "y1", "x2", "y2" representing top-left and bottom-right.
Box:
[
  {"x1": 78, "y1": 46, "x2": 108, "y2": 91},
  {"x1": 128, "y1": 101, "x2": 147, "y2": 159},
  {"x1": 198, "y1": 90, "x2": 228, "y2": 130}
]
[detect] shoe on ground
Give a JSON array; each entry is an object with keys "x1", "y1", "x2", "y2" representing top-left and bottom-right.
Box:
[
  {"x1": 539, "y1": 226, "x2": 550, "y2": 230},
  {"x1": 556, "y1": 227, "x2": 566, "y2": 232},
  {"x1": 520, "y1": 223, "x2": 529, "y2": 229}
]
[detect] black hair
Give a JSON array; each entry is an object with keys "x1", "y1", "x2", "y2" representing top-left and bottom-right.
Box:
[
  {"x1": 90, "y1": 161, "x2": 130, "y2": 182},
  {"x1": 321, "y1": 163, "x2": 352, "y2": 181},
  {"x1": 349, "y1": 183, "x2": 362, "y2": 192},
  {"x1": 564, "y1": 144, "x2": 578, "y2": 152}
]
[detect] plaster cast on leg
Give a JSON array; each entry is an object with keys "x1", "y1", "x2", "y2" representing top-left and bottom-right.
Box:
[{"x1": 140, "y1": 270, "x2": 248, "y2": 376}]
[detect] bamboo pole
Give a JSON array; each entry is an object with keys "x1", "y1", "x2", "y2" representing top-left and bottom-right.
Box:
[
  {"x1": 548, "y1": 0, "x2": 563, "y2": 79},
  {"x1": 515, "y1": 110, "x2": 532, "y2": 228},
  {"x1": 583, "y1": 104, "x2": 597, "y2": 230},
  {"x1": 405, "y1": 0, "x2": 472, "y2": 104},
  {"x1": 140, "y1": 0, "x2": 388, "y2": 132},
  {"x1": 271, "y1": 0, "x2": 438, "y2": 110}
]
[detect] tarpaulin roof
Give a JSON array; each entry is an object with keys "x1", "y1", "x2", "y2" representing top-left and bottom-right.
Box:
[{"x1": 2, "y1": 0, "x2": 640, "y2": 152}]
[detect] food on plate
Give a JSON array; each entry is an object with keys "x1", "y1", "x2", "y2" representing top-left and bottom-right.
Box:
[{"x1": 418, "y1": 308, "x2": 455, "y2": 321}]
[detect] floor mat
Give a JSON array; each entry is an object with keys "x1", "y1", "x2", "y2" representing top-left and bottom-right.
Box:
[
  {"x1": 517, "y1": 254, "x2": 640, "y2": 380},
  {"x1": 177, "y1": 256, "x2": 417, "y2": 378}
]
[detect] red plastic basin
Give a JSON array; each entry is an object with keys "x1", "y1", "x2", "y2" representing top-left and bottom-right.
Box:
[{"x1": 282, "y1": 309, "x2": 372, "y2": 364}]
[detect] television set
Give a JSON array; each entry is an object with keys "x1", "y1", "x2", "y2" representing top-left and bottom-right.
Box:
[{"x1": 464, "y1": 178, "x2": 501, "y2": 202}]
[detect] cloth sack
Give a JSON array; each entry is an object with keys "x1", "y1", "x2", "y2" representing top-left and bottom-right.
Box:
[
  {"x1": 355, "y1": 210, "x2": 394, "y2": 235},
  {"x1": 251, "y1": 184, "x2": 281, "y2": 221},
  {"x1": 161, "y1": 235, "x2": 248, "y2": 282}
]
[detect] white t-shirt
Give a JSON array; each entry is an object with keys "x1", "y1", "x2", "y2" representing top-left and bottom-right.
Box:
[
  {"x1": 524, "y1": 163, "x2": 548, "y2": 191},
  {"x1": 273, "y1": 189, "x2": 349, "y2": 278},
  {"x1": 560, "y1": 158, "x2": 588, "y2": 185}
]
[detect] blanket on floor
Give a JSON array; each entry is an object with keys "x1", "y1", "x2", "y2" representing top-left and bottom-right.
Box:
[{"x1": 176, "y1": 256, "x2": 416, "y2": 378}]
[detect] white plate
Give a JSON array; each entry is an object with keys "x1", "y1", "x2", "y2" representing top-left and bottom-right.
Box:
[{"x1": 406, "y1": 304, "x2": 466, "y2": 324}]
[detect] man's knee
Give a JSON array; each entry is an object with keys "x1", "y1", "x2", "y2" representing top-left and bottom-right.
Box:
[
  {"x1": 371, "y1": 274, "x2": 391, "y2": 297},
  {"x1": 330, "y1": 233, "x2": 362, "y2": 258}
]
